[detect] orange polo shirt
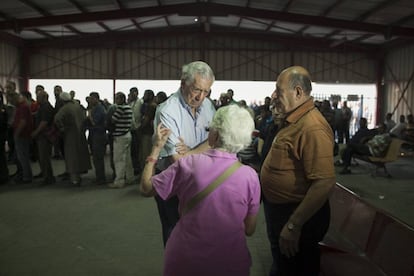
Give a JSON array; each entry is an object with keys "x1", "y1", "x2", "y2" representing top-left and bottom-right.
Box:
[{"x1": 260, "y1": 98, "x2": 335, "y2": 204}]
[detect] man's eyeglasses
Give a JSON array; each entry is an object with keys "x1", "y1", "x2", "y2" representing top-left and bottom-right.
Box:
[{"x1": 190, "y1": 85, "x2": 210, "y2": 96}]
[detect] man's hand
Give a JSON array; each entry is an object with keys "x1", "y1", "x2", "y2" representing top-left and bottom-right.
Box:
[
  {"x1": 175, "y1": 136, "x2": 190, "y2": 155},
  {"x1": 279, "y1": 224, "x2": 301, "y2": 258}
]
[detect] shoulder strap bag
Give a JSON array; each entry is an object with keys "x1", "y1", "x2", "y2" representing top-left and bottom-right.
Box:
[{"x1": 181, "y1": 161, "x2": 242, "y2": 216}]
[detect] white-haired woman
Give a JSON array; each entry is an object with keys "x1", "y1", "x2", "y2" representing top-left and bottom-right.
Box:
[{"x1": 140, "y1": 104, "x2": 260, "y2": 276}]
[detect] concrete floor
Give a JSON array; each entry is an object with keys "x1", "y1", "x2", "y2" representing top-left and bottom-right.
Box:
[
  {"x1": 0, "y1": 153, "x2": 413, "y2": 275},
  {"x1": 334, "y1": 154, "x2": 414, "y2": 227}
]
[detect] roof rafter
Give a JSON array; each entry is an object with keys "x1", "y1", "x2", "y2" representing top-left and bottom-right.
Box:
[
  {"x1": 67, "y1": 0, "x2": 88, "y2": 13},
  {"x1": 17, "y1": 0, "x2": 55, "y2": 38},
  {"x1": 265, "y1": 0, "x2": 296, "y2": 32},
  {"x1": 68, "y1": 0, "x2": 110, "y2": 33},
  {"x1": 18, "y1": 0, "x2": 52, "y2": 16},
  {"x1": 31, "y1": 28, "x2": 55, "y2": 39},
  {"x1": 297, "y1": 0, "x2": 346, "y2": 35},
  {"x1": 19, "y1": 0, "x2": 84, "y2": 37},
  {"x1": 157, "y1": 0, "x2": 171, "y2": 28},
  {"x1": 356, "y1": 0, "x2": 398, "y2": 22},
  {"x1": 114, "y1": 0, "x2": 143, "y2": 31},
  {"x1": 237, "y1": 0, "x2": 250, "y2": 28},
  {"x1": 326, "y1": 0, "x2": 401, "y2": 43},
  {"x1": 64, "y1": 24, "x2": 83, "y2": 35}
]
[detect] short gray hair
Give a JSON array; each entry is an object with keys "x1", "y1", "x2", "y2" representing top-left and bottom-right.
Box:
[
  {"x1": 210, "y1": 105, "x2": 255, "y2": 153},
  {"x1": 181, "y1": 61, "x2": 215, "y2": 86},
  {"x1": 288, "y1": 71, "x2": 312, "y2": 95}
]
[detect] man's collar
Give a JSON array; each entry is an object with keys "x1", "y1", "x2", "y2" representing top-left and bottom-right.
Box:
[{"x1": 285, "y1": 97, "x2": 315, "y2": 125}]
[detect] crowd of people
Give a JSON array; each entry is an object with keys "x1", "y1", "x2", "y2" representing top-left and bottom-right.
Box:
[
  {"x1": 0, "y1": 78, "x2": 273, "y2": 188},
  {"x1": 332, "y1": 111, "x2": 414, "y2": 174},
  {"x1": 2, "y1": 60, "x2": 411, "y2": 276},
  {"x1": 0, "y1": 81, "x2": 168, "y2": 186}
]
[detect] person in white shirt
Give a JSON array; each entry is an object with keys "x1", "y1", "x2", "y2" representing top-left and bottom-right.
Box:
[
  {"x1": 390, "y1": 114, "x2": 407, "y2": 138},
  {"x1": 128, "y1": 87, "x2": 143, "y2": 175},
  {"x1": 384, "y1": 112, "x2": 396, "y2": 133}
]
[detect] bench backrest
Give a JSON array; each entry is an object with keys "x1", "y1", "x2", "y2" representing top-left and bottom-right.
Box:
[
  {"x1": 325, "y1": 184, "x2": 414, "y2": 276},
  {"x1": 368, "y1": 138, "x2": 403, "y2": 163}
]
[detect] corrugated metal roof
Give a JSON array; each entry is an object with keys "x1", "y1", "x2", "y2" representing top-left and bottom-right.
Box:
[{"x1": 0, "y1": 0, "x2": 413, "y2": 49}]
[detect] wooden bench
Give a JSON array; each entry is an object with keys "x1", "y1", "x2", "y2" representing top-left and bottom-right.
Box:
[
  {"x1": 354, "y1": 138, "x2": 404, "y2": 177},
  {"x1": 320, "y1": 184, "x2": 414, "y2": 276}
]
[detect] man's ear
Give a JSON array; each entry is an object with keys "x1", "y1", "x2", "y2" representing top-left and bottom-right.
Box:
[{"x1": 295, "y1": 86, "x2": 303, "y2": 99}]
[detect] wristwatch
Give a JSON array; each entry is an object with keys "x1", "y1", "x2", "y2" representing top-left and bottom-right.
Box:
[{"x1": 287, "y1": 222, "x2": 296, "y2": 231}]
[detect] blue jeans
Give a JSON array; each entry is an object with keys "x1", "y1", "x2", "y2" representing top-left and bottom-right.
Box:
[{"x1": 263, "y1": 198, "x2": 330, "y2": 276}]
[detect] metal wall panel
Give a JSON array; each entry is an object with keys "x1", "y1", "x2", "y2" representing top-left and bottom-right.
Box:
[
  {"x1": 0, "y1": 42, "x2": 20, "y2": 91},
  {"x1": 116, "y1": 48, "x2": 183, "y2": 80},
  {"x1": 30, "y1": 48, "x2": 113, "y2": 79},
  {"x1": 383, "y1": 44, "x2": 414, "y2": 121},
  {"x1": 298, "y1": 51, "x2": 376, "y2": 83},
  {"x1": 27, "y1": 35, "x2": 377, "y2": 84}
]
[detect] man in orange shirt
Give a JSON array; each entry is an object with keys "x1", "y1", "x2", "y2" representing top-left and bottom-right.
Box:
[{"x1": 260, "y1": 66, "x2": 336, "y2": 276}]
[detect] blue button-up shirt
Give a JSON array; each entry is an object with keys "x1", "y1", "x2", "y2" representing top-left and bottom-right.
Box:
[{"x1": 154, "y1": 88, "x2": 216, "y2": 170}]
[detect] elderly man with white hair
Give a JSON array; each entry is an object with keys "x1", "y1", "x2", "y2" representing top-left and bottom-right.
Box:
[{"x1": 151, "y1": 60, "x2": 217, "y2": 246}]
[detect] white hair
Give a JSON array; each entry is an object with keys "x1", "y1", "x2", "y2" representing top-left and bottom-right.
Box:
[
  {"x1": 181, "y1": 61, "x2": 215, "y2": 85},
  {"x1": 210, "y1": 104, "x2": 255, "y2": 153}
]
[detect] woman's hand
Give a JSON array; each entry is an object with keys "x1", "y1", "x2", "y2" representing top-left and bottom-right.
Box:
[{"x1": 153, "y1": 123, "x2": 171, "y2": 150}]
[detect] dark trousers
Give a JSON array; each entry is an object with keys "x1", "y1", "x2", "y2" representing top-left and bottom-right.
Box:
[
  {"x1": 130, "y1": 129, "x2": 141, "y2": 174},
  {"x1": 37, "y1": 135, "x2": 55, "y2": 183},
  {"x1": 0, "y1": 136, "x2": 9, "y2": 184},
  {"x1": 90, "y1": 132, "x2": 107, "y2": 182},
  {"x1": 337, "y1": 122, "x2": 350, "y2": 144},
  {"x1": 341, "y1": 143, "x2": 371, "y2": 167},
  {"x1": 154, "y1": 195, "x2": 180, "y2": 247},
  {"x1": 6, "y1": 127, "x2": 15, "y2": 161},
  {"x1": 14, "y1": 136, "x2": 33, "y2": 181},
  {"x1": 263, "y1": 198, "x2": 330, "y2": 276}
]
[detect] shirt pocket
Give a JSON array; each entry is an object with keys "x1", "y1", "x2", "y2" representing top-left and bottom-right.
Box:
[{"x1": 267, "y1": 142, "x2": 296, "y2": 170}]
